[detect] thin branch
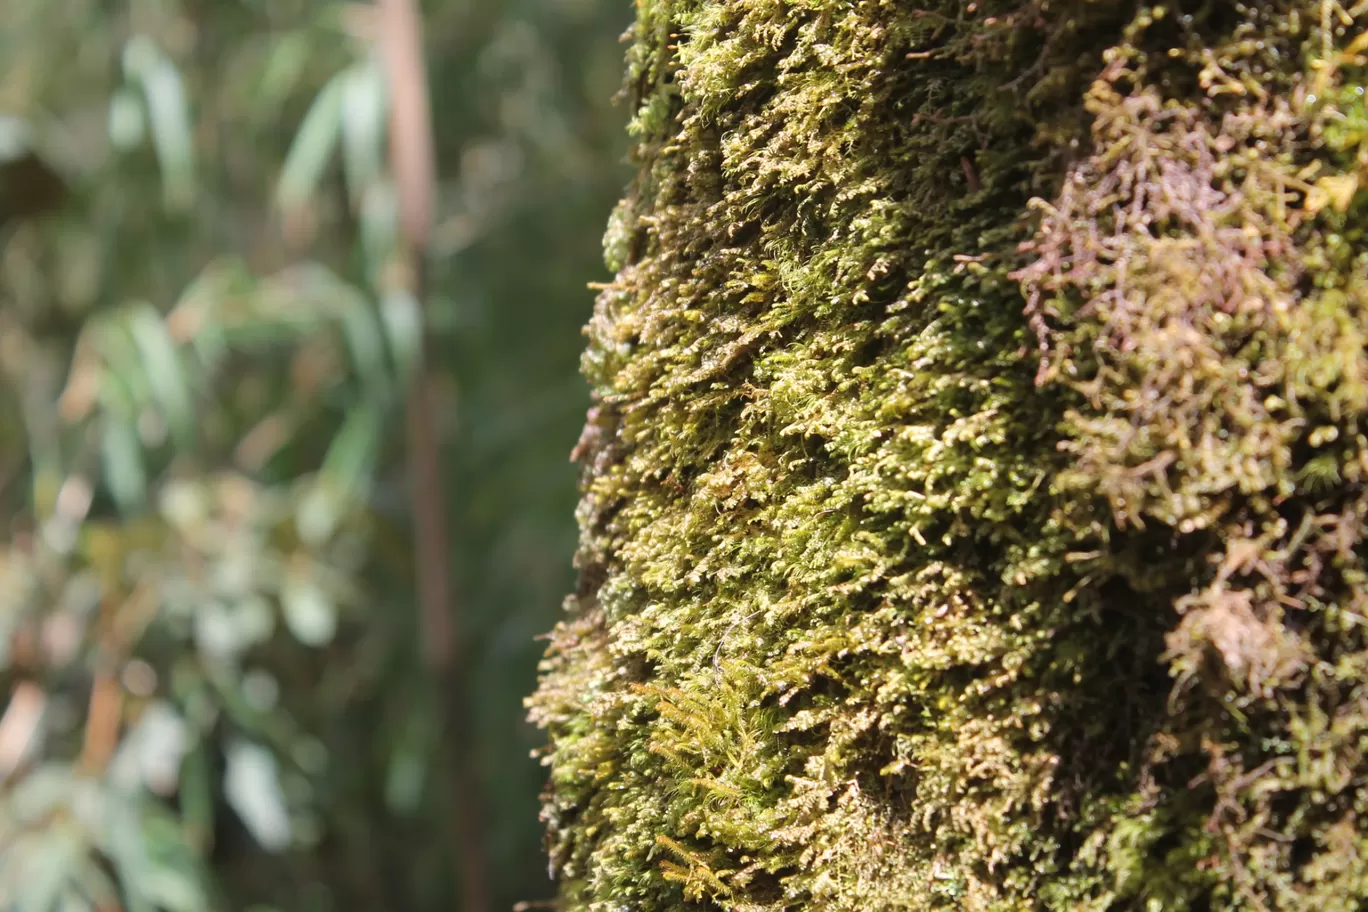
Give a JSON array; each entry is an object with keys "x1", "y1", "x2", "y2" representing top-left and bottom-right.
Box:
[
  {"x1": 376, "y1": 1, "x2": 491, "y2": 909},
  {"x1": 79, "y1": 663, "x2": 123, "y2": 774},
  {"x1": 378, "y1": 0, "x2": 437, "y2": 251}
]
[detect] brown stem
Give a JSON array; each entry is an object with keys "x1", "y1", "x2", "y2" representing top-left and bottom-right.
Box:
[
  {"x1": 377, "y1": 0, "x2": 437, "y2": 250},
  {"x1": 80, "y1": 664, "x2": 123, "y2": 774},
  {"x1": 402, "y1": 310, "x2": 492, "y2": 912},
  {"x1": 404, "y1": 373, "x2": 455, "y2": 673},
  {"x1": 377, "y1": 0, "x2": 490, "y2": 908}
]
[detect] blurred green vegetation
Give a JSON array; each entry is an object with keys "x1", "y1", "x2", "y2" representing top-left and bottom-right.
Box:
[{"x1": 0, "y1": 1, "x2": 628, "y2": 909}]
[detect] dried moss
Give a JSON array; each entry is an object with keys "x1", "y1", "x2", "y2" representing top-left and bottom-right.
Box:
[{"x1": 530, "y1": 2, "x2": 1368, "y2": 909}]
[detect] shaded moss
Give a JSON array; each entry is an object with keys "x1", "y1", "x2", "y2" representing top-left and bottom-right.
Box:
[{"x1": 531, "y1": 1, "x2": 1368, "y2": 909}]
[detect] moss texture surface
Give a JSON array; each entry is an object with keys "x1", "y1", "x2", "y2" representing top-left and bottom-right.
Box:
[{"x1": 529, "y1": 2, "x2": 1368, "y2": 908}]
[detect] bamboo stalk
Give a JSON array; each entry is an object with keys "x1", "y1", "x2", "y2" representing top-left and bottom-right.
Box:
[{"x1": 375, "y1": 1, "x2": 490, "y2": 908}]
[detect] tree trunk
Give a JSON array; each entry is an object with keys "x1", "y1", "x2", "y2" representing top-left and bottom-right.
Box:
[{"x1": 531, "y1": 2, "x2": 1368, "y2": 909}]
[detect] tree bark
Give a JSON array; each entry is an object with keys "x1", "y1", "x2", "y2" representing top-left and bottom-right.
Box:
[{"x1": 532, "y1": 2, "x2": 1368, "y2": 909}]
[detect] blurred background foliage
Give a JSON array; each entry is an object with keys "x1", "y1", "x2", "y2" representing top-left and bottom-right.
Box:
[{"x1": 0, "y1": 0, "x2": 628, "y2": 909}]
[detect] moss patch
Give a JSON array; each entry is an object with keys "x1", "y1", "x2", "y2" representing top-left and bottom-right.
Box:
[{"x1": 531, "y1": 2, "x2": 1368, "y2": 909}]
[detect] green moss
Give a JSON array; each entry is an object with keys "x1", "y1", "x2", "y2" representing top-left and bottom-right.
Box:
[{"x1": 531, "y1": 2, "x2": 1368, "y2": 909}]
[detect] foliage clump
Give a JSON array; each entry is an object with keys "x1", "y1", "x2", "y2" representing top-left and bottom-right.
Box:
[
  {"x1": 532, "y1": 0, "x2": 1368, "y2": 909},
  {"x1": 1, "y1": 2, "x2": 628, "y2": 908}
]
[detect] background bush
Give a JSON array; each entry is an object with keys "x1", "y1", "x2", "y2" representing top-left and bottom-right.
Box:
[{"x1": 0, "y1": 1, "x2": 628, "y2": 909}]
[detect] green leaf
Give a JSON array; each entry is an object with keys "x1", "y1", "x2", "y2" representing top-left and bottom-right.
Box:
[
  {"x1": 9, "y1": 764, "x2": 75, "y2": 822},
  {"x1": 384, "y1": 710, "x2": 435, "y2": 816},
  {"x1": 277, "y1": 72, "x2": 346, "y2": 211},
  {"x1": 108, "y1": 702, "x2": 188, "y2": 795},
  {"x1": 141, "y1": 862, "x2": 206, "y2": 912},
  {"x1": 294, "y1": 484, "x2": 343, "y2": 550},
  {"x1": 321, "y1": 401, "x2": 383, "y2": 484},
  {"x1": 335, "y1": 291, "x2": 390, "y2": 395},
  {"x1": 88, "y1": 311, "x2": 148, "y2": 414},
  {"x1": 280, "y1": 572, "x2": 337, "y2": 648},
  {"x1": 108, "y1": 89, "x2": 147, "y2": 150},
  {"x1": 177, "y1": 740, "x2": 215, "y2": 854},
  {"x1": 102, "y1": 794, "x2": 156, "y2": 912},
  {"x1": 297, "y1": 401, "x2": 382, "y2": 546},
  {"x1": 171, "y1": 260, "x2": 255, "y2": 367},
  {"x1": 72, "y1": 858, "x2": 119, "y2": 909},
  {"x1": 126, "y1": 303, "x2": 195, "y2": 448},
  {"x1": 193, "y1": 600, "x2": 247, "y2": 661},
  {"x1": 255, "y1": 31, "x2": 313, "y2": 120},
  {"x1": 134, "y1": 811, "x2": 208, "y2": 912},
  {"x1": 13, "y1": 825, "x2": 83, "y2": 912},
  {"x1": 223, "y1": 740, "x2": 291, "y2": 852},
  {"x1": 294, "y1": 265, "x2": 390, "y2": 394},
  {"x1": 201, "y1": 666, "x2": 299, "y2": 750},
  {"x1": 123, "y1": 37, "x2": 196, "y2": 211},
  {"x1": 380, "y1": 288, "x2": 424, "y2": 384},
  {"x1": 339, "y1": 58, "x2": 388, "y2": 206},
  {"x1": 234, "y1": 596, "x2": 277, "y2": 649},
  {"x1": 157, "y1": 480, "x2": 208, "y2": 532},
  {"x1": 0, "y1": 115, "x2": 33, "y2": 162},
  {"x1": 55, "y1": 890, "x2": 95, "y2": 912},
  {"x1": 100, "y1": 416, "x2": 147, "y2": 512},
  {"x1": 359, "y1": 181, "x2": 399, "y2": 282}
]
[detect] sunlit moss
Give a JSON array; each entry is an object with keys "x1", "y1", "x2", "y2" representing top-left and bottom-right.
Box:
[{"x1": 531, "y1": 2, "x2": 1368, "y2": 909}]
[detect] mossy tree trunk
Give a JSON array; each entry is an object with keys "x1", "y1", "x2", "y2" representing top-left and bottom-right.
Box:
[{"x1": 530, "y1": 2, "x2": 1368, "y2": 909}]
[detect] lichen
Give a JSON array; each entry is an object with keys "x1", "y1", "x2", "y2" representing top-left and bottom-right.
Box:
[{"x1": 530, "y1": 2, "x2": 1368, "y2": 910}]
